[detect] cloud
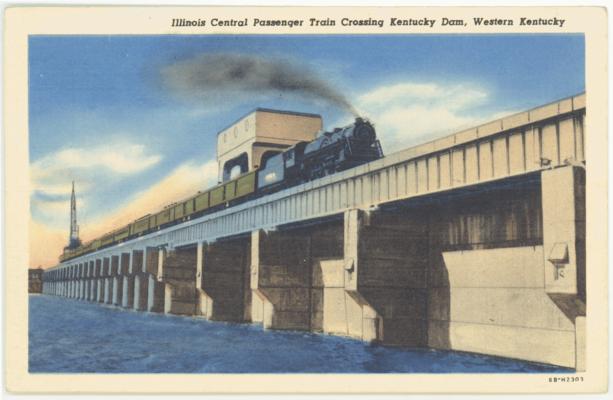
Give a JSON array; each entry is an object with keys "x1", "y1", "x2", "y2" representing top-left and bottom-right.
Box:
[
  {"x1": 30, "y1": 142, "x2": 162, "y2": 228},
  {"x1": 353, "y1": 81, "x2": 508, "y2": 151},
  {"x1": 358, "y1": 82, "x2": 487, "y2": 111},
  {"x1": 31, "y1": 142, "x2": 161, "y2": 186},
  {"x1": 80, "y1": 159, "x2": 218, "y2": 241}
]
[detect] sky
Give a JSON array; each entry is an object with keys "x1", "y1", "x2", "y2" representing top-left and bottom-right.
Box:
[{"x1": 29, "y1": 34, "x2": 585, "y2": 268}]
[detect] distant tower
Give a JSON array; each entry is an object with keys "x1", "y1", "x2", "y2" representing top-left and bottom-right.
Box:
[{"x1": 66, "y1": 181, "x2": 81, "y2": 250}]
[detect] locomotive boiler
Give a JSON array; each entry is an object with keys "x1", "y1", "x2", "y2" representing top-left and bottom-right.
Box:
[
  {"x1": 257, "y1": 117, "x2": 383, "y2": 190},
  {"x1": 60, "y1": 116, "x2": 384, "y2": 262}
]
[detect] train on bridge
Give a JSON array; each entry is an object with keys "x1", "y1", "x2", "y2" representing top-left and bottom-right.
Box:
[{"x1": 60, "y1": 116, "x2": 383, "y2": 262}]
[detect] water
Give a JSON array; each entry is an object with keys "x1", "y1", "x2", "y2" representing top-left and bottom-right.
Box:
[{"x1": 29, "y1": 295, "x2": 570, "y2": 373}]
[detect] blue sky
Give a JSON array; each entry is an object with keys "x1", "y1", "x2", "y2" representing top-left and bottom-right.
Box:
[{"x1": 29, "y1": 34, "x2": 584, "y2": 266}]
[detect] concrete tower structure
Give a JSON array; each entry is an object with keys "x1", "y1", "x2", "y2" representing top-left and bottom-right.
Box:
[{"x1": 216, "y1": 108, "x2": 322, "y2": 183}]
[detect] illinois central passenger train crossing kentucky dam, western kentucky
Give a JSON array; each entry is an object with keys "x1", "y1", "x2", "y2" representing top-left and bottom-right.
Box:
[
  {"x1": 41, "y1": 93, "x2": 586, "y2": 371},
  {"x1": 169, "y1": 16, "x2": 566, "y2": 28}
]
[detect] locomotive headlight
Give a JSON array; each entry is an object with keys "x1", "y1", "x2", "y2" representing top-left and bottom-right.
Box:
[{"x1": 264, "y1": 172, "x2": 277, "y2": 183}]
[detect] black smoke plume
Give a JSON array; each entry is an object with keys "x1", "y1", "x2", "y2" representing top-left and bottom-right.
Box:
[{"x1": 160, "y1": 53, "x2": 357, "y2": 115}]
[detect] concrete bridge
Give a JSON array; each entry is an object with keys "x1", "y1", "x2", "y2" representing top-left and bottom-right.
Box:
[{"x1": 42, "y1": 93, "x2": 586, "y2": 370}]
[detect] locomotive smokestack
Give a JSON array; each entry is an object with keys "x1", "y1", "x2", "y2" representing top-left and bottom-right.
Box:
[{"x1": 161, "y1": 53, "x2": 358, "y2": 116}]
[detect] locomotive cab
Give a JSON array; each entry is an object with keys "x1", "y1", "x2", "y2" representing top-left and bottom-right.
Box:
[
  {"x1": 258, "y1": 152, "x2": 285, "y2": 189},
  {"x1": 257, "y1": 141, "x2": 308, "y2": 190}
]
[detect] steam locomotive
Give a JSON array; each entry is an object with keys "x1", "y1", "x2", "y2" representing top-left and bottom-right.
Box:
[
  {"x1": 60, "y1": 118, "x2": 383, "y2": 262},
  {"x1": 258, "y1": 117, "x2": 382, "y2": 189}
]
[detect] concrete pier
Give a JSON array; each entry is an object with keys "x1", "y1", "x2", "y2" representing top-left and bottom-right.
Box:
[
  {"x1": 96, "y1": 278, "x2": 105, "y2": 303},
  {"x1": 122, "y1": 275, "x2": 134, "y2": 308},
  {"x1": 144, "y1": 247, "x2": 163, "y2": 312},
  {"x1": 163, "y1": 246, "x2": 198, "y2": 315},
  {"x1": 130, "y1": 250, "x2": 144, "y2": 310},
  {"x1": 122, "y1": 251, "x2": 138, "y2": 308},
  {"x1": 200, "y1": 238, "x2": 251, "y2": 322},
  {"x1": 104, "y1": 278, "x2": 111, "y2": 304},
  {"x1": 251, "y1": 223, "x2": 342, "y2": 332},
  {"x1": 133, "y1": 275, "x2": 148, "y2": 311},
  {"x1": 112, "y1": 276, "x2": 123, "y2": 306},
  {"x1": 147, "y1": 274, "x2": 165, "y2": 312}
]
